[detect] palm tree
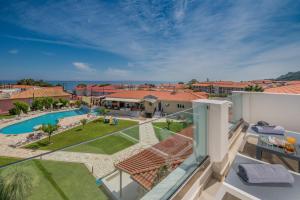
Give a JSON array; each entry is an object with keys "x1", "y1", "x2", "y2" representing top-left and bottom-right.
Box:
[
  {"x1": 41, "y1": 124, "x2": 58, "y2": 143},
  {"x1": 0, "y1": 168, "x2": 33, "y2": 200}
]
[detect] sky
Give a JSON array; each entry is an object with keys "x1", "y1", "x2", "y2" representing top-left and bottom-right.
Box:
[{"x1": 0, "y1": 0, "x2": 300, "y2": 82}]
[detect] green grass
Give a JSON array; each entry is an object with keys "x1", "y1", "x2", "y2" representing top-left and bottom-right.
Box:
[
  {"x1": 0, "y1": 159, "x2": 109, "y2": 200},
  {"x1": 0, "y1": 114, "x2": 15, "y2": 119},
  {"x1": 0, "y1": 156, "x2": 21, "y2": 166},
  {"x1": 25, "y1": 118, "x2": 138, "y2": 151},
  {"x1": 67, "y1": 134, "x2": 136, "y2": 154},
  {"x1": 152, "y1": 122, "x2": 189, "y2": 141},
  {"x1": 152, "y1": 121, "x2": 188, "y2": 133},
  {"x1": 153, "y1": 127, "x2": 175, "y2": 141},
  {"x1": 122, "y1": 126, "x2": 139, "y2": 140}
]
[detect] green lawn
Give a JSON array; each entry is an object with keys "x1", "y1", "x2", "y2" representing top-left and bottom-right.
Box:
[
  {"x1": 67, "y1": 134, "x2": 136, "y2": 154},
  {"x1": 153, "y1": 127, "x2": 175, "y2": 141},
  {"x1": 121, "y1": 126, "x2": 139, "y2": 140},
  {"x1": 0, "y1": 159, "x2": 109, "y2": 200},
  {"x1": 152, "y1": 121, "x2": 188, "y2": 141},
  {"x1": 0, "y1": 114, "x2": 15, "y2": 119},
  {"x1": 0, "y1": 156, "x2": 21, "y2": 166},
  {"x1": 25, "y1": 118, "x2": 138, "y2": 151}
]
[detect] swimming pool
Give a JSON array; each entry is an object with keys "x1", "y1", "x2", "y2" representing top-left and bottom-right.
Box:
[{"x1": 0, "y1": 109, "x2": 89, "y2": 135}]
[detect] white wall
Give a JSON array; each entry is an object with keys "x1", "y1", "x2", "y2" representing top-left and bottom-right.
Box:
[{"x1": 234, "y1": 92, "x2": 300, "y2": 132}]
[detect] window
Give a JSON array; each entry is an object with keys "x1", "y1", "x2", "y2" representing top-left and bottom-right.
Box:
[{"x1": 177, "y1": 104, "x2": 185, "y2": 108}]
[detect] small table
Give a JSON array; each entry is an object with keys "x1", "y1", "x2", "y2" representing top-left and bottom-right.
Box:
[{"x1": 256, "y1": 135, "x2": 300, "y2": 172}]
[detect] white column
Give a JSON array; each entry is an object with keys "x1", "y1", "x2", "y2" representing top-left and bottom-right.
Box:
[{"x1": 193, "y1": 99, "x2": 229, "y2": 163}]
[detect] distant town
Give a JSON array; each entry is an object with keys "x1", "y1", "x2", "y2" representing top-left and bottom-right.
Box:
[{"x1": 1, "y1": 71, "x2": 300, "y2": 118}]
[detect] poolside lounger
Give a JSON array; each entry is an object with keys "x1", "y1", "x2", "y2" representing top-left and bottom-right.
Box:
[{"x1": 222, "y1": 154, "x2": 300, "y2": 200}]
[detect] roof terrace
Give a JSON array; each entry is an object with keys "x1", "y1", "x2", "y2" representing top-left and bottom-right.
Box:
[{"x1": 0, "y1": 91, "x2": 299, "y2": 200}]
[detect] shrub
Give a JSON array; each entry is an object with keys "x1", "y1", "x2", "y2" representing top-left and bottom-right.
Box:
[
  {"x1": 75, "y1": 100, "x2": 82, "y2": 108},
  {"x1": 13, "y1": 101, "x2": 29, "y2": 114},
  {"x1": 9, "y1": 107, "x2": 21, "y2": 116},
  {"x1": 42, "y1": 97, "x2": 54, "y2": 109},
  {"x1": 59, "y1": 98, "x2": 69, "y2": 107},
  {"x1": 31, "y1": 99, "x2": 44, "y2": 111}
]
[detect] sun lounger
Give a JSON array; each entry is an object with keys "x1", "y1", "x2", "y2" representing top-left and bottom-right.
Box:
[{"x1": 222, "y1": 154, "x2": 300, "y2": 200}]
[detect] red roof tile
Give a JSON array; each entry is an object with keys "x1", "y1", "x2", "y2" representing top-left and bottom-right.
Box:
[
  {"x1": 265, "y1": 84, "x2": 300, "y2": 94},
  {"x1": 115, "y1": 126, "x2": 193, "y2": 190},
  {"x1": 10, "y1": 87, "x2": 71, "y2": 99},
  {"x1": 106, "y1": 90, "x2": 207, "y2": 102},
  {"x1": 193, "y1": 81, "x2": 250, "y2": 88}
]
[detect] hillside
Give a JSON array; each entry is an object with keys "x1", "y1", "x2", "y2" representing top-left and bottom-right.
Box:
[{"x1": 276, "y1": 71, "x2": 300, "y2": 81}]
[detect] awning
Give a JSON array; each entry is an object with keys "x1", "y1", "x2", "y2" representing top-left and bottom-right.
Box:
[
  {"x1": 144, "y1": 98, "x2": 157, "y2": 103},
  {"x1": 104, "y1": 97, "x2": 143, "y2": 103}
]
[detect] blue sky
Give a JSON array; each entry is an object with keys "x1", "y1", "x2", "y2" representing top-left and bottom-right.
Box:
[{"x1": 0, "y1": 0, "x2": 300, "y2": 81}]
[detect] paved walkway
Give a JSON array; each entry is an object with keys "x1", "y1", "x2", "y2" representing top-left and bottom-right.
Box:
[{"x1": 139, "y1": 120, "x2": 159, "y2": 146}]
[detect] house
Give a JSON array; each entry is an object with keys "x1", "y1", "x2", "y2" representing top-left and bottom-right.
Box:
[
  {"x1": 192, "y1": 81, "x2": 250, "y2": 95},
  {"x1": 0, "y1": 86, "x2": 71, "y2": 114},
  {"x1": 265, "y1": 82, "x2": 300, "y2": 94},
  {"x1": 104, "y1": 90, "x2": 208, "y2": 117}
]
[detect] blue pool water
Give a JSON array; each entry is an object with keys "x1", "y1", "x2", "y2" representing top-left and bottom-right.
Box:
[{"x1": 0, "y1": 109, "x2": 89, "y2": 134}]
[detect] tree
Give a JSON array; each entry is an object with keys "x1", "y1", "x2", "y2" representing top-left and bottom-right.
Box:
[
  {"x1": 166, "y1": 119, "x2": 172, "y2": 130},
  {"x1": 31, "y1": 99, "x2": 44, "y2": 111},
  {"x1": 75, "y1": 100, "x2": 82, "y2": 108},
  {"x1": 13, "y1": 101, "x2": 29, "y2": 114},
  {"x1": 41, "y1": 124, "x2": 58, "y2": 143},
  {"x1": 59, "y1": 98, "x2": 69, "y2": 107},
  {"x1": 0, "y1": 168, "x2": 33, "y2": 200},
  {"x1": 245, "y1": 85, "x2": 264, "y2": 92},
  {"x1": 188, "y1": 79, "x2": 198, "y2": 85},
  {"x1": 52, "y1": 100, "x2": 60, "y2": 109},
  {"x1": 42, "y1": 97, "x2": 54, "y2": 109},
  {"x1": 17, "y1": 79, "x2": 52, "y2": 87},
  {"x1": 80, "y1": 119, "x2": 87, "y2": 128},
  {"x1": 77, "y1": 83, "x2": 87, "y2": 87}
]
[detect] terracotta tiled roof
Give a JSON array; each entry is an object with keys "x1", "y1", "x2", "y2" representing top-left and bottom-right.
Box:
[
  {"x1": 193, "y1": 81, "x2": 250, "y2": 88},
  {"x1": 10, "y1": 87, "x2": 71, "y2": 99},
  {"x1": 106, "y1": 90, "x2": 207, "y2": 102},
  {"x1": 115, "y1": 126, "x2": 193, "y2": 190},
  {"x1": 265, "y1": 84, "x2": 300, "y2": 94},
  {"x1": 11, "y1": 85, "x2": 36, "y2": 89},
  {"x1": 286, "y1": 81, "x2": 300, "y2": 85}
]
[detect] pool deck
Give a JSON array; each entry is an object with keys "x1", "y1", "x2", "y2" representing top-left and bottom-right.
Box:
[{"x1": 0, "y1": 108, "x2": 78, "y2": 131}]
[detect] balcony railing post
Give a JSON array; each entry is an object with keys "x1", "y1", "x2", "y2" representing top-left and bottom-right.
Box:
[{"x1": 193, "y1": 99, "x2": 230, "y2": 172}]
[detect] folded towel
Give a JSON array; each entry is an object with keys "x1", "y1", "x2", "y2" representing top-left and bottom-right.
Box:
[
  {"x1": 252, "y1": 125, "x2": 285, "y2": 135},
  {"x1": 238, "y1": 164, "x2": 294, "y2": 184}
]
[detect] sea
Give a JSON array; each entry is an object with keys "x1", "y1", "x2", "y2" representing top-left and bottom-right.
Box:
[{"x1": 0, "y1": 80, "x2": 174, "y2": 93}]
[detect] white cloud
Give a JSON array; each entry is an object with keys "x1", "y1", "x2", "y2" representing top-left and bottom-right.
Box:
[
  {"x1": 2, "y1": 0, "x2": 300, "y2": 81},
  {"x1": 104, "y1": 68, "x2": 130, "y2": 78},
  {"x1": 73, "y1": 62, "x2": 95, "y2": 72},
  {"x1": 8, "y1": 49, "x2": 19, "y2": 54}
]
